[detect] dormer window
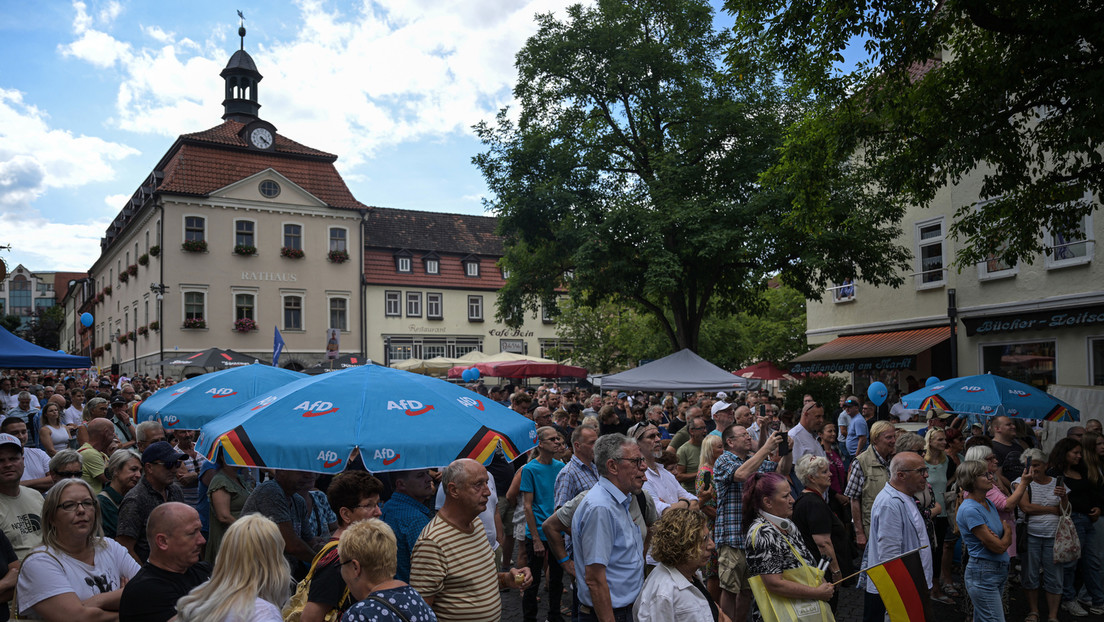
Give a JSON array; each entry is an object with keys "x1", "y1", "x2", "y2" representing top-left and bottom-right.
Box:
[
  {"x1": 423, "y1": 253, "x2": 440, "y2": 275},
  {"x1": 394, "y1": 250, "x2": 413, "y2": 273},
  {"x1": 462, "y1": 255, "x2": 480, "y2": 277}
]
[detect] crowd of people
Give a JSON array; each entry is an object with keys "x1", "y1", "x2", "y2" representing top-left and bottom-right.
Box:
[{"x1": 0, "y1": 370, "x2": 1101, "y2": 622}]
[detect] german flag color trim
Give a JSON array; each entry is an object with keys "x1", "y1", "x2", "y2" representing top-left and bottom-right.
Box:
[
  {"x1": 919, "y1": 395, "x2": 951, "y2": 412},
  {"x1": 456, "y1": 426, "x2": 521, "y2": 465},
  {"x1": 208, "y1": 426, "x2": 267, "y2": 468},
  {"x1": 1044, "y1": 404, "x2": 1073, "y2": 422},
  {"x1": 867, "y1": 548, "x2": 930, "y2": 622}
]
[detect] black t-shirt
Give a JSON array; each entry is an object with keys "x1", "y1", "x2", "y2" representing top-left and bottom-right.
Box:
[
  {"x1": 991, "y1": 440, "x2": 1024, "y2": 483},
  {"x1": 0, "y1": 531, "x2": 16, "y2": 622},
  {"x1": 792, "y1": 490, "x2": 854, "y2": 578},
  {"x1": 307, "y1": 540, "x2": 353, "y2": 612},
  {"x1": 118, "y1": 561, "x2": 212, "y2": 622}
]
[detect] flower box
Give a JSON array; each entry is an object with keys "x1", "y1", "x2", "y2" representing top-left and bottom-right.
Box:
[
  {"x1": 118, "y1": 272, "x2": 129, "y2": 283},
  {"x1": 92, "y1": 346, "x2": 104, "y2": 358},
  {"x1": 234, "y1": 244, "x2": 258, "y2": 256},
  {"x1": 118, "y1": 334, "x2": 128, "y2": 344},
  {"x1": 149, "y1": 245, "x2": 161, "y2": 257},
  {"x1": 127, "y1": 331, "x2": 136, "y2": 341},
  {"x1": 104, "y1": 285, "x2": 113, "y2": 296},
  {"x1": 328, "y1": 249, "x2": 350, "y2": 264},
  {"x1": 182, "y1": 240, "x2": 208, "y2": 253},
  {"x1": 137, "y1": 253, "x2": 149, "y2": 266},
  {"x1": 234, "y1": 317, "x2": 258, "y2": 333},
  {"x1": 183, "y1": 317, "x2": 207, "y2": 329},
  {"x1": 149, "y1": 321, "x2": 160, "y2": 331},
  {"x1": 127, "y1": 264, "x2": 138, "y2": 276},
  {"x1": 103, "y1": 343, "x2": 111, "y2": 352},
  {"x1": 280, "y1": 247, "x2": 305, "y2": 259},
  {"x1": 138, "y1": 326, "x2": 149, "y2": 337}
]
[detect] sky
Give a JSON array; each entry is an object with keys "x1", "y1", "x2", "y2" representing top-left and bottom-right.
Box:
[{"x1": 0, "y1": 0, "x2": 796, "y2": 274}]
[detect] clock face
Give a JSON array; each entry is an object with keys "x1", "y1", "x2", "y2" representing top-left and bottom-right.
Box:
[{"x1": 250, "y1": 128, "x2": 273, "y2": 149}]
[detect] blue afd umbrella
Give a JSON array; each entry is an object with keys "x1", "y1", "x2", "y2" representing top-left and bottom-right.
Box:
[
  {"x1": 901, "y1": 374, "x2": 1079, "y2": 422},
  {"x1": 137, "y1": 364, "x2": 306, "y2": 430},
  {"x1": 196, "y1": 364, "x2": 538, "y2": 474}
]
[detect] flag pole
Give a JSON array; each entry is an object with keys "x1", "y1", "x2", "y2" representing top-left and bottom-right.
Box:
[{"x1": 830, "y1": 545, "x2": 929, "y2": 586}]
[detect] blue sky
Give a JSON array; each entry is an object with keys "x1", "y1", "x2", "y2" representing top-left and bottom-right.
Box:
[{"x1": 0, "y1": 1, "x2": 837, "y2": 273}]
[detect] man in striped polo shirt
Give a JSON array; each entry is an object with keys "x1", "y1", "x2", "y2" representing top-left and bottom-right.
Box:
[{"x1": 410, "y1": 458, "x2": 533, "y2": 621}]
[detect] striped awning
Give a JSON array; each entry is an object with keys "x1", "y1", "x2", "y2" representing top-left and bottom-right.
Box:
[{"x1": 790, "y1": 327, "x2": 949, "y2": 374}]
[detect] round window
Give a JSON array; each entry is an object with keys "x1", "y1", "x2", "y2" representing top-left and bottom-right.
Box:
[{"x1": 259, "y1": 180, "x2": 281, "y2": 198}]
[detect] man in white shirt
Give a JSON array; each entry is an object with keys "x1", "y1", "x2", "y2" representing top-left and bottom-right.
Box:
[
  {"x1": 1, "y1": 418, "x2": 51, "y2": 493},
  {"x1": 63, "y1": 388, "x2": 84, "y2": 428},
  {"x1": 789, "y1": 402, "x2": 826, "y2": 463},
  {"x1": 635, "y1": 423, "x2": 697, "y2": 515}
]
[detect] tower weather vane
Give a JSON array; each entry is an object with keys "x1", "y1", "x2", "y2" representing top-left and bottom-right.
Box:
[{"x1": 237, "y1": 10, "x2": 246, "y2": 50}]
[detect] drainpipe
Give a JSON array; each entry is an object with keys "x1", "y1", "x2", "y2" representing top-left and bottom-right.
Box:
[
  {"x1": 947, "y1": 288, "x2": 958, "y2": 378},
  {"x1": 359, "y1": 209, "x2": 368, "y2": 360}
]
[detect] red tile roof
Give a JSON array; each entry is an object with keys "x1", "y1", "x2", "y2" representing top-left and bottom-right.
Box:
[
  {"x1": 156, "y1": 121, "x2": 368, "y2": 211},
  {"x1": 364, "y1": 249, "x2": 505, "y2": 290},
  {"x1": 52, "y1": 272, "x2": 88, "y2": 301}
]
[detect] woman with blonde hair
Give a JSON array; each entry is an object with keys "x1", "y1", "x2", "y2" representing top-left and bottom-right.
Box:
[
  {"x1": 38, "y1": 401, "x2": 68, "y2": 457},
  {"x1": 339, "y1": 518, "x2": 435, "y2": 620},
  {"x1": 14, "y1": 478, "x2": 141, "y2": 619},
  {"x1": 176, "y1": 514, "x2": 291, "y2": 622},
  {"x1": 924, "y1": 427, "x2": 956, "y2": 604},
  {"x1": 696, "y1": 434, "x2": 724, "y2": 601},
  {"x1": 633, "y1": 508, "x2": 719, "y2": 622}
]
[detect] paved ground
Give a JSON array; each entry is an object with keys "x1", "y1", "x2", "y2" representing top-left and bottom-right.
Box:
[{"x1": 499, "y1": 571, "x2": 1063, "y2": 621}]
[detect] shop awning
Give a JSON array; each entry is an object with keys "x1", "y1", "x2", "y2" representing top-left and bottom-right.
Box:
[{"x1": 790, "y1": 327, "x2": 949, "y2": 374}]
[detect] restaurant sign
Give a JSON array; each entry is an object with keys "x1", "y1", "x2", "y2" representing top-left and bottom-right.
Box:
[
  {"x1": 789, "y1": 356, "x2": 916, "y2": 375},
  {"x1": 963, "y1": 304, "x2": 1104, "y2": 336}
]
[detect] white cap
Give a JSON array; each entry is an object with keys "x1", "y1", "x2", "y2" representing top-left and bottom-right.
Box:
[{"x1": 711, "y1": 401, "x2": 733, "y2": 416}]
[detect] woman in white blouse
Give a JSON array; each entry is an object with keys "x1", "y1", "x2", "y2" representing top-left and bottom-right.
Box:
[{"x1": 633, "y1": 507, "x2": 721, "y2": 622}]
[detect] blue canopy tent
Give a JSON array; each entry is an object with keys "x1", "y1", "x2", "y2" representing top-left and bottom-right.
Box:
[{"x1": 0, "y1": 325, "x2": 91, "y2": 368}]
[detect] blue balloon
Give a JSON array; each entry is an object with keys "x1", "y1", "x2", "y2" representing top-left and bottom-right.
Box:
[
  {"x1": 57, "y1": 349, "x2": 65, "y2": 354},
  {"x1": 867, "y1": 381, "x2": 888, "y2": 407},
  {"x1": 461, "y1": 368, "x2": 474, "y2": 382},
  {"x1": 469, "y1": 368, "x2": 480, "y2": 381},
  {"x1": 925, "y1": 376, "x2": 940, "y2": 387},
  {"x1": 80, "y1": 312, "x2": 93, "y2": 327}
]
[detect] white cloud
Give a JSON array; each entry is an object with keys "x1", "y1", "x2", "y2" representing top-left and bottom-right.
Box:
[
  {"x1": 0, "y1": 213, "x2": 111, "y2": 272},
  {"x1": 58, "y1": 0, "x2": 579, "y2": 172}
]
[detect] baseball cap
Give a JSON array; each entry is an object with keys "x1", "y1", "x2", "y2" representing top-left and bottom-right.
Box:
[
  {"x1": 0, "y1": 434, "x2": 22, "y2": 452},
  {"x1": 711, "y1": 401, "x2": 733, "y2": 416},
  {"x1": 926, "y1": 407, "x2": 953, "y2": 421},
  {"x1": 617, "y1": 392, "x2": 628, "y2": 399},
  {"x1": 844, "y1": 398, "x2": 860, "y2": 408},
  {"x1": 141, "y1": 441, "x2": 185, "y2": 465},
  {"x1": 111, "y1": 396, "x2": 127, "y2": 406}
]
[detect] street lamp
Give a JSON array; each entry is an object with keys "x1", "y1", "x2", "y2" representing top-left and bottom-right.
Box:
[{"x1": 151, "y1": 283, "x2": 169, "y2": 378}]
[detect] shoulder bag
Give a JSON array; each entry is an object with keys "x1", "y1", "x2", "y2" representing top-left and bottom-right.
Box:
[
  {"x1": 283, "y1": 540, "x2": 346, "y2": 622},
  {"x1": 1053, "y1": 501, "x2": 1081, "y2": 564},
  {"x1": 747, "y1": 522, "x2": 835, "y2": 622}
]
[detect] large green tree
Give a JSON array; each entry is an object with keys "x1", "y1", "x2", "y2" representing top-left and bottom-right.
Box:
[
  {"x1": 727, "y1": 0, "x2": 1104, "y2": 268},
  {"x1": 475, "y1": 0, "x2": 908, "y2": 352}
]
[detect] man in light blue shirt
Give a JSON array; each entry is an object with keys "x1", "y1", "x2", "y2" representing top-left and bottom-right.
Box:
[
  {"x1": 864, "y1": 452, "x2": 932, "y2": 622},
  {"x1": 844, "y1": 397, "x2": 868, "y2": 456},
  {"x1": 571, "y1": 433, "x2": 646, "y2": 622}
]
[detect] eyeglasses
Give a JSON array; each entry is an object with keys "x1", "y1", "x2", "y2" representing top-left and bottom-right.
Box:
[
  {"x1": 58, "y1": 499, "x2": 96, "y2": 512},
  {"x1": 55, "y1": 470, "x2": 83, "y2": 479},
  {"x1": 340, "y1": 558, "x2": 356, "y2": 567},
  {"x1": 152, "y1": 461, "x2": 180, "y2": 470},
  {"x1": 616, "y1": 457, "x2": 646, "y2": 468},
  {"x1": 354, "y1": 502, "x2": 379, "y2": 512}
]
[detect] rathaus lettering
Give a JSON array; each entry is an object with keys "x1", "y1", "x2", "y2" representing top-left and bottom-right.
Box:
[{"x1": 241, "y1": 272, "x2": 298, "y2": 282}]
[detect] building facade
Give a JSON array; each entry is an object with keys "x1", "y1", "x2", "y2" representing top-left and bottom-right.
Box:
[
  {"x1": 363, "y1": 208, "x2": 566, "y2": 365},
  {"x1": 0, "y1": 264, "x2": 85, "y2": 332},
  {"x1": 795, "y1": 168, "x2": 1103, "y2": 394},
  {"x1": 75, "y1": 37, "x2": 366, "y2": 376}
]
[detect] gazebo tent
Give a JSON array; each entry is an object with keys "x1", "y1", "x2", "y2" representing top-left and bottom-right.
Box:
[
  {"x1": 0, "y1": 326, "x2": 91, "y2": 368},
  {"x1": 600, "y1": 349, "x2": 748, "y2": 392}
]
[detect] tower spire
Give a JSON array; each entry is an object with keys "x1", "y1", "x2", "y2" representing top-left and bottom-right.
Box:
[
  {"x1": 237, "y1": 10, "x2": 246, "y2": 50},
  {"x1": 221, "y1": 12, "x2": 262, "y2": 122}
]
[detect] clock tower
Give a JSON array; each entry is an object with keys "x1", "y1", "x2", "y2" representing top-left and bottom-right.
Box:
[{"x1": 220, "y1": 21, "x2": 262, "y2": 123}]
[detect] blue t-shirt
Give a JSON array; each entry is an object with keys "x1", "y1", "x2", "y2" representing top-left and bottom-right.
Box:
[
  {"x1": 846, "y1": 414, "x2": 868, "y2": 455},
  {"x1": 957, "y1": 498, "x2": 1009, "y2": 563},
  {"x1": 519, "y1": 458, "x2": 565, "y2": 541},
  {"x1": 343, "y1": 585, "x2": 437, "y2": 621}
]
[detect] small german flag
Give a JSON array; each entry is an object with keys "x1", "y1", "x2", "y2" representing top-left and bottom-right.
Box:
[{"x1": 866, "y1": 548, "x2": 931, "y2": 622}]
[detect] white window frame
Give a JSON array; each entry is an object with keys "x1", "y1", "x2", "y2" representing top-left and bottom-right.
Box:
[
  {"x1": 397, "y1": 256, "x2": 412, "y2": 273},
  {"x1": 465, "y1": 260, "x2": 480, "y2": 277},
  {"x1": 468, "y1": 295, "x2": 483, "y2": 321},
  {"x1": 426, "y1": 292, "x2": 443, "y2": 319},
  {"x1": 384, "y1": 291, "x2": 401, "y2": 317},
  {"x1": 425, "y1": 258, "x2": 439, "y2": 274},
  {"x1": 914, "y1": 217, "x2": 946, "y2": 289},
  {"x1": 969, "y1": 198, "x2": 1018, "y2": 281},
  {"x1": 1045, "y1": 191, "x2": 1095, "y2": 270},
  {"x1": 183, "y1": 214, "x2": 206, "y2": 243},
  {"x1": 329, "y1": 227, "x2": 348, "y2": 252},
  {"x1": 829, "y1": 279, "x2": 856, "y2": 303},
  {"x1": 501, "y1": 267, "x2": 510, "y2": 280},
  {"x1": 406, "y1": 292, "x2": 422, "y2": 318},
  {"x1": 234, "y1": 218, "x2": 257, "y2": 248},
  {"x1": 231, "y1": 288, "x2": 259, "y2": 322},
  {"x1": 181, "y1": 286, "x2": 208, "y2": 323},
  {"x1": 282, "y1": 222, "x2": 304, "y2": 251},
  {"x1": 281, "y1": 291, "x2": 306, "y2": 331},
  {"x1": 328, "y1": 295, "x2": 349, "y2": 331}
]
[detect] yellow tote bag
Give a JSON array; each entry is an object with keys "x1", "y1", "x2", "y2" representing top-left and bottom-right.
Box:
[{"x1": 746, "y1": 522, "x2": 835, "y2": 622}]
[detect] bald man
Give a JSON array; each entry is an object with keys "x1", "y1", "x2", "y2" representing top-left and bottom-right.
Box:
[
  {"x1": 118, "y1": 502, "x2": 211, "y2": 622},
  {"x1": 78, "y1": 419, "x2": 115, "y2": 494}
]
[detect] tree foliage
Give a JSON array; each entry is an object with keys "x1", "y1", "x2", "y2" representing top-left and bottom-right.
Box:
[
  {"x1": 782, "y1": 374, "x2": 848, "y2": 414},
  {"x1": 728, "y1": 0, "x2": 1104, "y2": 269},
  {"x1": 0, "y1": 315, "x2": 19, "y2": 334},
  {"x1": 475, "y1": 0, "x2": 910, "y2": 352},
  {"x1": 27, "y1": 306, "x2": 64, "y2": 350}
]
